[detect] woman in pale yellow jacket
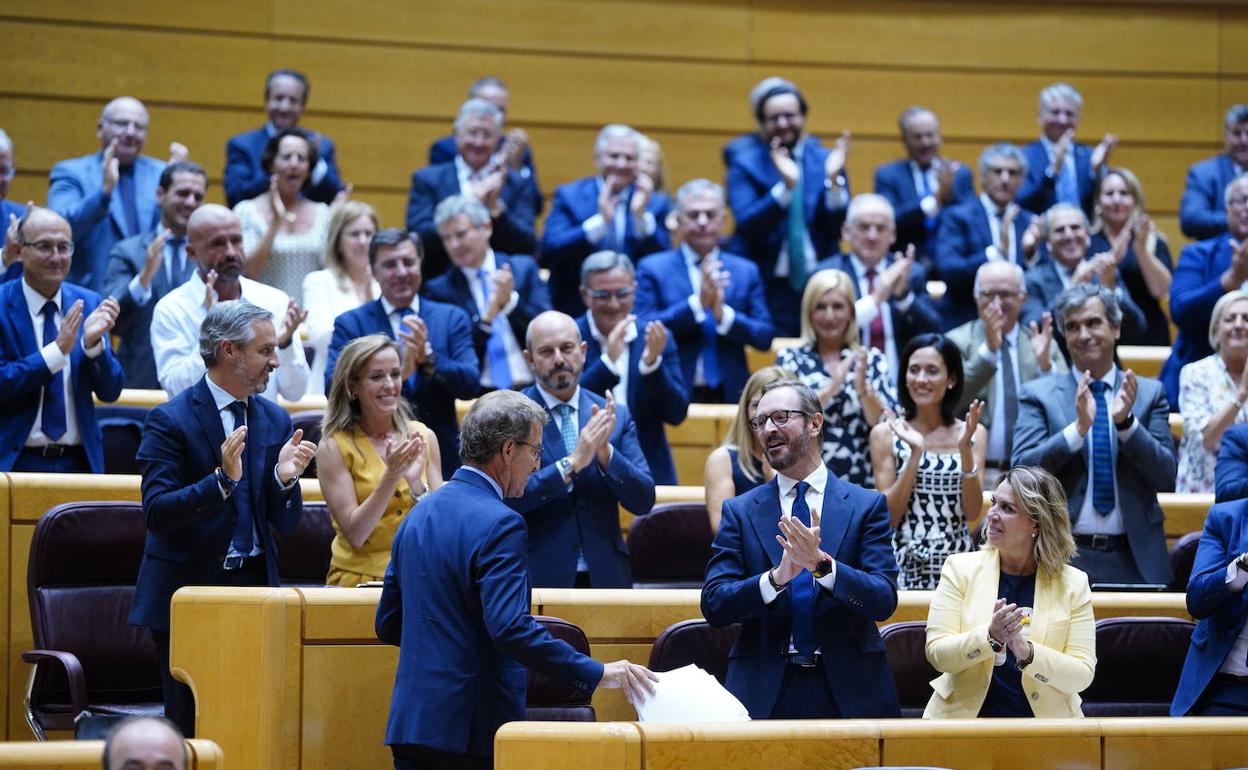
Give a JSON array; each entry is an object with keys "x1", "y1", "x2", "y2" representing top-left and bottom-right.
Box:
[{"x1": 924, "y1": 466, "x2": 1096, "y2": 718}]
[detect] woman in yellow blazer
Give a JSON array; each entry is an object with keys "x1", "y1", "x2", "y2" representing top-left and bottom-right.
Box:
[{"x1": 924, "y1": 466, "x2": 1096, "y2": 718}]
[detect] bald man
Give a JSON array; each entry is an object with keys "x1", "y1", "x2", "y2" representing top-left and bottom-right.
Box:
[{"x1": 103, "y1": 717, "x2": 186, "y2": 770}]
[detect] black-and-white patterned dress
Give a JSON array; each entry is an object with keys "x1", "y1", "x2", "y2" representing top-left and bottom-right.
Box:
[{"x1": 891, "y1": 436, "x2": 975, "y2": 590}]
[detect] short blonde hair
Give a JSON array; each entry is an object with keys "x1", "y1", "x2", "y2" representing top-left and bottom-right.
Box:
[
  {"x1": 322, "y1": 335, "x2": 414, "y2": 441},
  {"x1": 988, "y1": 466, "x2": 1076, "y2": 577},
  {"x1": 799, "y1": 269, "x2": 859, "y2": 348},
  {"x1": 721, "y1": 366, "x2": 795, "y2": 483},
  {"x1": 1209, "y1": 289, "x2": 1248, "y2": 351}
]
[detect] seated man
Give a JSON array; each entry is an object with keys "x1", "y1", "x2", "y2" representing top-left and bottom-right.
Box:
[
  {"x1": 541, "y1": 124, "x2": 670, "y2": 316},
  {"x1": 634, "y1": 178, "x2": 774, "y2": 404},
  {"x1": 1012, "y1": 284, "x2": 1176, "y2": 587},
  {"x1": 577, "y1": 250, "x2": 688, "y2": 485},
  {"x1": 151, "y1": 205, "x2": 309, "y2": 402},
  {"x1": 1017, "y1": 82, "x2": 1117, "y2": 217},
  {"x1": 105, "y1": 161, "x2": 207, "y2": 388},
  {"x1": 423, "y1": 194, "x2": 548, "y2": 391},
  {"x1": 511, "y1": 311, "x2": 654, "y2": 588},
  {"x1": 407, "y1": 98, "x2": 540, "y2": 280},
  {"x1": 326, "y1": 228, "x2": 479, "y2": 470},
  {"x1": 0, "y1": 207, "x2": 123, "y2": 473},
  {"x1": 1180, "y1": 104, "x2": 1247, "y2": 240},
  {"x1": 427, "y1": 76, "x2": 538, "y2": 188},
  {"x1": 224, "y1": 69, "x2": 344, "y2": 207}
]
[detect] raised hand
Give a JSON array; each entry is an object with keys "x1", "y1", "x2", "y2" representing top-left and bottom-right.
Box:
[
  {"x1": 882, "y1": 244, "x2": 916, "y2": 300},
  {"x1": 982, "y1": 301, "x2": 1005, "y2": 352},
  {"x1": 988, "y1": 597, "x2": 1028, "y2": 645},
  {"x1": 55, "y1": 300, "x2": 85, "y2": 356},
  {"x1": 203, "y1": 268, "x2": 219, "y2": 309},
  {"x1": 1020, "y1": 217, "x2": 1044, "y2": 264},
  {"x1": 887, "y1": 414, "x2": 925, "y2": 452},
  {"x1": 472, "y1": 170, "x2": 506, "y2": 212},
  {"x1": 277, "y1": 428, "x2": 318, "y2": 484},
  {"x1": 1108, "y1": 226, "x2": 1132, "y2": 265},
  {"x1": 398, "y1": 314, "x2": 430, "y2": 378},
  {"x1": 168, "y1": 142, "x2": 189, "y2": 164},
  {"x1": 330, "y1": 183, "x2": 354, "y2": 214},
  {"x1": 1028, "y1": 311, "x2": 1055, "y2": 371},
  {"x1": 485, "y1": 264, "x2": 515, "y2": 319},
  {"x1": 82, "y1": 297, "x2": 120, "y2": 348},
  {"x1": 1052, "y1": 128, "x2": 1075, "y2": 176},
  {"x1": 641, "y1": 320, "x2": 667, "y2": 367},
  {"x1": 101, "y1": 140, "x2": 120, "y2": 195},
  {"x1": 1091, "y1": 133, "x2": 1118, "y2": 173},
  {"x1": 606, "y1": 313, "x2": 634, "y2": 361},
  {"x1": 597, "y1": 178, "x2": 619, "y2": 224},
  {"x1": 269, "y1": 175, "x2": 296, "y2": 225},
  {"x1": 935, "y1": 160, "x2": 959, "y2": 203},
  {"x1": 959, "y1": 399, "x2": 983, "y2": 453},
  {"x1": 630, "y1": 172, "x2": 654, "y2": 219},
  {"x1": 851, "y1": 347, "x2": 869, "y2": 396},
  {"x1": 139, "y1": 229, "x2": 171, "y2": 288},
  {"x1": 220, "y1": 425, "x2": 247, "y2": 482},
  {"x1": 595, "y1": 392, "x2": 618, "y2": 467},
  {"x1": 3, "y1": 207, "x2": 27, "y2": 267},
  {"x1": 501, "y1": 128, "x2": 530, "y2": 171},
  {"x1": 999, "y1": 203, "x2": 1018, "y2": 259},
  {"x1": 277, "y1": 299, "x2": 308, "y2": 349},
  {"x1": 1075, "y1": 371, "x2": 1096, "y2": 436},
  {"x1": 382, "y1": 434, "x2": 424, "y2": 482},
  {"x1": 1112, "y1": 369, "x2": 1138, "y2": 425},
  {"x1": 769, "y1": 138, "x2": 800, "y2": 190},
  {"x1": 824, "y1": 130, "x2": 851, "y2": 180}
]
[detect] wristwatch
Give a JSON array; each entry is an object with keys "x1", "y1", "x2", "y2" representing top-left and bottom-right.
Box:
[
  {"x1": 988, "y1": 635, "x2": 1005, "y2": 653},
  {"x1": 811, "y1": 553, "x2": 833, "y2": 579},
  {"x1": 556, "y1": 456, "x2": 575, "y2": 483},
  {"x1": 215, "y1": 466, "x2": 239, "y2": 498}
]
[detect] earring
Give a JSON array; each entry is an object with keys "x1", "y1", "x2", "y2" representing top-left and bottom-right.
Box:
[
  {"x1": 1032, "y1": 532, "x2": 1038, "y2": 539},
  {"x1": 349, "y1": 391, "x2": 358, "y2": 402}
]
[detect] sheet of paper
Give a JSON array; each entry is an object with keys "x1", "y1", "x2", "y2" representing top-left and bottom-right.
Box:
[{"x1": 635, "y1": 664, "x2": 751, "y2": 723}]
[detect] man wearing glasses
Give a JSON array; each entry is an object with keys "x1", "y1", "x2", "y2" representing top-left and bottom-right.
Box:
[{"x1": 702, "y1": 379, "x2": 900, "y2": 719}]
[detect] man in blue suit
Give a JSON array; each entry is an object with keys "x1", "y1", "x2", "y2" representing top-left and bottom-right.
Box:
[
  {"x1": 48, "y1": 97, "x2": 184, "y2": 292},
  {"x1": 540, "y1": 124, "x2": 670, "y2": 316},
  {"x1": 874, "y1": 107, "x2": 975, "y2": 265},
  {"x1": 1180, "y1": 104, "x2": 1248, "y2": 240},
  {"x1": 326, "y1": 228, "x2": 479, "y2": 471},
  {"x1": 635, "y1": 179, "x2": 774, "y2": 404},
  {"x1": 577, "y1": 251, "x2": 688, "y2": 486},
  {"x1": 0, "y1": 207, "x2": 124, "y2": 473},
  {"x1": 1216, "y1": 424, "x2": 1248, "y2": 503},
  {"x1": 129, "y1": 300, "x2": 317, "y2": 736},
  {"x1": 1016, "y1": 82, "x2": 1117, "y2": 217},
  {"x1": 408, "y1": 98, "x2": 540, "y2": 281},
  {"x1": 511, "y1": 311, "x2": 654, "y2": 588},
  {"x1": 701, "y1": 379, "x2": 900, "y2": 719},
  {"x1": 105, "y1": 161, "x2": 206, "y2": 389},
  {"x1": 423, "y1": 194, "x2": 548, "y2": 391},
  {"x1": 0, "y1": 129, "x2": 25, "y2": 243},
  {"x1": 377, "y1": 390, "x2": 654, "y2": 769},
  {"x1": 223, "y1": 69, "x2": 344, "y2": 207},
  {"x1": 724, "y1": 77, "x2": 851, "y2": 337}
]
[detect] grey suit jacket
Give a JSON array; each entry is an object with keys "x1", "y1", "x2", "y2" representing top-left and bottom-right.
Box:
[
  {"x1": 1010, "y1": 369, "x2": 1176, "y2": 584},
  {"x1": 946, "y1": 319, "x2": 1066, "y2": 426}
]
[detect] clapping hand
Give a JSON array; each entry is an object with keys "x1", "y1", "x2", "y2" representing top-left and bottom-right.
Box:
[
  {"x1": 958, "y1": 399, "x2": 983, "y2": 454},
  {"x1": 101, "y1": 141, "x2": 120, "y2": 194},
  {"x1": 1112, "y1": 369, "x2": 1138, "y2": 425},
  {"x1": 1075, "y1": 371, "x2": 1096, "y2": 436},
  {"x1": 277, "y1": 428, "x2": 318, "y2": 484},
  {"x1": 277, "y1": 299, "x2": 308, "y2": 349},
  {"x1": 398, "y1": 314, "x2": 430, "y2": 378},
  {"x1": 382, "y1": 433, "x2": 426, "y2": 493},
  {"x1": 82, "y1": 297, "x2": 120, "y2": 348},
  {"x1": 641, "y1": 320, "x2": 667, "y2": 368},
  {"x1": 887, "y1": 413, "x2": 925, "y2": 452},
  {"x1": 769, "y1": 137, "x2": 800, "y2": 190},
  {"x1": 606, "y1": 313, "x2": 634, "y2": 361},
  {"x1": 777, "y1": 500, "x2": 824, "y2": 573},
  {"x1": 220, "y1": 426, "x2": 247, "y2": 482},
  {"x1": 824, "y1": 130, "x2": 851, "y2": 181},
  {"x1": 1028, "y1": 311, "x2": 1055, "y2": 371},
  {"x1": 1091, "y1": 133, "x2": 1118, "y2": 173},
  {"x1": 54, "y1": 300, "x2": 84, "y2": 356},
  {"x1": 168, "y1": 142, "x2": 189, "y2": 164},
  {"x1": 629, "y1": 172, "x2": 654, "y2": 219}
]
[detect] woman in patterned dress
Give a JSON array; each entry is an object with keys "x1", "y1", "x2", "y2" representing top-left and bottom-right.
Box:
[
  {"x1": 776, "y1": 269, "x2": 898, "y2": 487},
  {"x1": 870, "y1": 333, "x2": 987, "y2": 590}
]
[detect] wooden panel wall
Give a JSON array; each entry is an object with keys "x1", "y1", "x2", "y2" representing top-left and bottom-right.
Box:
[{"x1": 1, "y1": 1, "x2": 1244, "y2": 243}]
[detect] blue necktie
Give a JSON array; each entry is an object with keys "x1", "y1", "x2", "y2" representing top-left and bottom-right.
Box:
[
  {"x1": 787, "y1": 171, "x2": 808, "y2": 295},
  {"x1": 478, "y1": 268, "x2": 512, "y2": 389},
  {"x1": 1055, "y1": 152, "x2": 1079, "y2": 207},
  {"x1": 227, "y1": 400, "x2": 254, "y2": 554},
  {"x1": 118, "y1": 166, "x2": 140, "y2": 238},
  {"x1": 554, "y1": 403, "x2": 577, "y2": 456},
  {"x1": 1089, "y1": 380, "x2": 1115, "y2": 516},
  {"x1": 40, "y1": 301, "x2": 66, "y2": 441},
  {"x1": 166, "y1": 236, "x2": 187, "y2": 286},
  {"x1": 789, "y1": 480, "x2": 817, "y2": 655},
  {"x1": 698, "y1": 262, "x2": 722, "y2": 389},
  {"x1": 918, "y1": 166, "x2": 937, "y2": 237}
]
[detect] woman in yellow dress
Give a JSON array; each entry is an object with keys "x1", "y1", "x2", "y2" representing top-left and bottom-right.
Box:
[{"x1": 316, "y1": 334, "x2": 443, "y2": 586}]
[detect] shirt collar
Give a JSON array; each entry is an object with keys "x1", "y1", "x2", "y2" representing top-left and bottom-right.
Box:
[
  {"x1": 204, "y1": 372, "x2": 244, "y2": 412},
  {"x1": 776, "y1": 462, "x2": 829, "y2": 500},
  {"x1": 458, "y1": 250, "x2": 497, "y2": 281},
  {"x1": 21, "y1": 278, "x2": 61, "y2": 315},
  {"x1": 264, "y1": 121, "x2": 278, "y2": 138},
  {"x1": 380, "y1": 295, "x2": 418, "y2": 317},
  {"x1": 1072, "y1": 364, "x2": 1119, "y2": 389},
  {"x1": 460, "y1": 465, "x2": 504, "y2": 499},
  {"x1": 847, "y1": 252, "x2": 884, "y2": 278},
  {"x1": 587, "y1": 313, "x2": 637, "y2": 348},
  {"x1": 534, "y1": 382, "x2": 580, "y2": 411},
  {"x1": 680, "y1": 242, "x2": 719, "y2": 267}
]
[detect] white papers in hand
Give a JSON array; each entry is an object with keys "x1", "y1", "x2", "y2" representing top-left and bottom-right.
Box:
[{"x1": 634, "y1": 664, "x2": 751, "y2": 722}]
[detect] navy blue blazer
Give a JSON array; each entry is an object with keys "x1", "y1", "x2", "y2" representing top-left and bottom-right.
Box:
[
  {"x1": 1088, "y1": 231, "x2": 1173, "y2": 346},
  {"x1": 874, "y1": 159, "x2": 975, "y2": 261},
  {"x1": 1180, "y1": 154, "x2": 1238, "y2": 240},
  {"x1": 1, "y1": 199, "x2": 26, "y2": 226},
  {"x1": 1216, "y1": 424, "x2": 1248, "y2": 503},
  {"x1": 1021, "y1": 262, "x2": 1148, "y2": 357},
  {"x1": 633, "y1": 249, "x2": 775, "y2": 404},
  {"x1": 0, "y1": 279, "x2": 124, "y2": 472},
  {"x1": 1017, "y1": 140, "x2": 1097, "y2": 216},
  {"x1": 1171, "y1": 499, "x2": 1248, "y2": 715},
  {"x1": 540, "y1": 176, "x2": 671, "y2": 316},
  {"x1": 406, "y1": 161, "x2": 540, "y2": 280},
  {"x1": 48, "y1": 152, "x2": 164, "y2": 292},
  {"x1": 509, "y1": 386, "x2": 655, "y2": 588},
  {"x1": 814, "y1": 253, "x2": 941, "y2": 359},
  {"x1": 1161, "y1": 235, "x2": 1235, "y2": 409},
  {"x1": 223, "y1": 126, "x2": 344, "y2": 207},
  {"x1": 326, "y1": 298, "x2": 480, "y2": 470},
  {"x1": 428, "y1": 135, "x2": 541, "y2": 208},
  {"x1": 377, "y1": 468, "x2": 603, "y2": 756},
  {"x1": 129, "y1": 378, "x2": 302, "y2": 632},
  {"x1": 700, "y1": 474, "x2": 901, "y2": 719},
  {"x1": 576, "y1": 313, "x2": 689, "y2": 486},
  {"x1": 932, "y1": 198, "x2": 1037, "y2": 330}
]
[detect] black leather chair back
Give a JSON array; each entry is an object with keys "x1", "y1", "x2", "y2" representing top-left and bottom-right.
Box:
[
  {"x1": 274, "y1": 502, "x2": 335, "y2": 585},
  {"x1": 1081, "y1": 616, "x2": 1195, "y2": 716},
  {"x1": 881, "y1": 621, "x2": 939, "y2": 718},
  {"x1": 648, "y1": 619, "x2": 740, "y2": 684},
  {"x1": 525, "y1": 617, "x2": 596, "y2": 721},
  {"x1": 628, "y1": 503, "x2": 713, "y2": 588}
]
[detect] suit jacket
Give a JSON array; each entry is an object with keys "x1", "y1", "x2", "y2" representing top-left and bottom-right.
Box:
[
  {"x1": 223, "y1": 126, "x2": 344, "y2": 207},
  {"x1": 1017, "y1": 140, "x2": 1097, "y2": 216},
  {"x1": 1162, "y1": 235, "x2": 1236, "y2": 408},
  {"x1": 406, "y1": 161, "x2": 540, "y2": 280},
  {"x1": 428, "y1": 135, "x2": 541, "y2": 209},
  {"x1": 423, "y1": 252, "x2": 551, "y2": 372},
  {"x1": 873, "y1": 159, "x2": 975, "y2": 261},
  {"x1": 945, "y1": 319, "x2": 1066, "y2": 427},
  {"x1": 326, "y1": 298, "x2": 480, "y2": 470},
  {"x1": 376, "y1": 468, "x2": 603, "y2": 756},
  {"x1": 128, "y1": 378, "x2": 302, "y2": 631},
  {"x1": 47, "y1": 152, "x2": 164, "y2": 292},
  {"x1": 576, "y1": 313, "x2": 689, "y2": 486},
  {"x1": 633, "y1": 249, "x2": 775, "y2": 404},
  {"x1": 540, "y1": 176, "x2": 671, "y2": 316},
  {"x1": 0, "y1": 279, "x2": 124, "y2": 472},
  {"x1": 932, "y1": 198, "x2": 1037, "y2": 330},
  {"x1": 104, "y1": 229, "x2": 197, "y2": 389},
  {"x1": 1171, "y1": 498, "x2": 1248, "y2": 715},
  {"x1": 1011, "y1": 370, "x2": 1177, "y2": 584},
  {"x1": 700, "y1": 473, "x2": 901, "y2": 719},
  {"x1": 923, "y1": 550, "x2": 1096, "y2": 719},
  {"x1": 509, "y1": 386, "x2": 655, "y2": 588},
  {"x1": 1214, "y1": 424, "x2": 1248, "y2": 503},
  {"x1": 814, "y1": 253, "x2": 942, "y2": 360},
  {"x1": 1180, "y1": 154, "x2": 1238, "y2": 240},
  {"x1": 1021, "y1": 262, "x2": 1148, "y2": 356}
]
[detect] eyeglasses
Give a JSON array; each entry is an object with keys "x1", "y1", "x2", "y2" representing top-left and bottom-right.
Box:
[
  {"x1": 515, "y1": 440, "x2": 543, "y2": 462},
  {"x1": 22, "y1": 240, "x2": 74, "y2": 257},
  {"x1": 1229, "y1": 196, "x2": 1248, "y2": 210},
  {"x1": 102, "y1": 118, "x2": 148, "y2": 132},
  {"x1": 748, "y1": 409, "x2": 811, "y2": 432},
  {"x1": 978, "y1": 289, "x2": 1020, "y2": 302},
  {"x1": 586, "y1": 288, "x2": 635, "y2": 302},
  {"x1": 0, "y1": 166, "x2": 14, "y2": 182}
]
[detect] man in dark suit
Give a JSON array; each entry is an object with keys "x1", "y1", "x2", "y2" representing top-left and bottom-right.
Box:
[
  {"x1": 377, "y1": 390, "x2": 654, "y2": 769},
  {"x1": 129, "y1": 299, "x2": 317, "y2": 736},
  {"x1": 427, "y1": 76, "x2": 539, "y2": 199},
  {"x1": 873, "y1": 106, "x2": 975, "y2": 265},
  {"x1": 511, "y1": 311, "x2": 654, "y2": 588},
  {"x1": 701, "y1": 379, "x2": 900, "y2": 719},
  {"x1": 1216, "y1": 424, "x2": 1248, "y2": 503},
  {"x1": 634, "y1": 178, "x2": 774, "y2": 404},
  {"x1": 577, "y1": 250, "x2": 688, "y2": 486},
  {"x1": 223, "y1": 69, "x2": 344, "y2": 207},
  {"x1": 423, "y1": 194, "x2": 548, "y2": 391},
  {"x1": 0, "y1": 129, "x2": 25, "y2": 248},
  {"x1": 0, "y1": 207, "x2": 124, "y2": 473},
  {"x1": 541, "y1": 124, "x2": 670, "y2": 316},
  {"x1": 105, "y1": 161, "x2": 206, "y2": 388},
  {"x1": 815, "y1": 193, "x2": 941, "y2": 377},
  {"x1": 326, "y1": 228, "x2": 479, "y2": 471},
  {"x1": 1180, "y1": 104, "x2": 1248, "y2": 240},
  {"x1": 1012, "y1": 284, "x2": 1176, "y2": 586},
  {"x1": 1016, "y1": 82, "x2": 1117, "y2": 217},
  {"x1": 407, "y1": 98, "x2": 540, "y2": 280},
  {"x1": 724, "y1": 77, "x2": 851, "y2": 337},
  {"x1": 933, "y1": 142, "x2": 1041, "y2": 330}
]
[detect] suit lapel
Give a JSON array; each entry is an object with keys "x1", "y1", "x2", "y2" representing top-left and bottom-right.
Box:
[
  {"x1": 192, "y1": 380, "x2": 228, "y2": 463},
  {"x1": 800, "y1": 139, "x2": 823, "y2": 220},
  {"x1": 818, "y1": 476, "x2": 854, "y2": 560},
  {"x1": 626, "y1": 335, "x2": 643, "y2": 409},
  {"x1": 448, "y1": 269, "x2": 478, "y2": 323},
  {"x1": 746, "y1": 480, "x2": 785, "y2": 568},
  {"x1": 8, "y1": 281, "x2": 38, "y2": 357},
  {"x1": 972, "y1": 206, "x2": 994, "y2": 251},
  {"x1": 366, "y1": 300, "x2": 393, "y2": 340},
  {"x1": 1030, "y1": 567, "x2": 1055, "y2": 647}
]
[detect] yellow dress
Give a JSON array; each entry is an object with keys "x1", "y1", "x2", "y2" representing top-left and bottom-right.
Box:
[{"x1": 324, "y1": 421, "x2": 431, "y2": 587}]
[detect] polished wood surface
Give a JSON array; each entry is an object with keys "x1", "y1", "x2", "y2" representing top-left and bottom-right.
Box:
[{"x1": 0, "y1": 739, "x2": 222, "y2": 767}]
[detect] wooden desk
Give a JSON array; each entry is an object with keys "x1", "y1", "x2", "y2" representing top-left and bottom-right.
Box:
[
  {"x1": 0, "y1": 739, "x2": 223, "y2": 767},
  {"x1": 98, "y1": 388, "x2": 328, "y2": 413}
]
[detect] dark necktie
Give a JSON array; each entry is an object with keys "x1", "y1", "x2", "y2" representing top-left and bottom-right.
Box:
[
  {"x1": 478, "y1": 268, "x2": 512, "y2": 389},
  {"x1": 864, "y1": 269, "x2": 887, "y2": 353},
  {"x1": 1055, "y1": 153, "x2": 1079, "y2": 207},
  {"x1": 787, "y1": 171, "x2": 808, "y2": 294},
  {"x1": 227, "y1": 400, "x2": 254, "y2": 554},
  {"x1": 1089, "y1": 380, "x2": 1115, "y2": 516},
  {"x1": 40, "y1": 301, "x2": 67, "y2": 441},
  {"x1": 167, "y1": 236, "x2": 187, "y2": 286},
  {"x1": 1001, "y1": 338, "x2": 1019, "y2": 462},
  {"x1": 789, "y1": 480, "x2": 817, "y2": 655},
  {"x1": 918, "y1": 166, "x2": 937, "y2": 237},
  {"x1": 118, "y1": 165, "x2": 140, "y2": 238}
]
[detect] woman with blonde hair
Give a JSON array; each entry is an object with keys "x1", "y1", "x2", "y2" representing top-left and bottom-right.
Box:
[
  {"x1": 317, "y1": 334, "x2": 442, "y2": 586},
  {"x1": 924, "y1": 466, "x2": 1096, "y2": 719}
]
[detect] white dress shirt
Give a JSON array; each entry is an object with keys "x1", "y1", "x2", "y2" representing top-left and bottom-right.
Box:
[
  {"x1": 1060, "y1": 366, "x2": 1140, "y2": 536},
  {"x1": 978, "y1": 192, "x2": 1017, "y2": 262},
  {"x1": 581, "y1": 178, "x2": 657, "y2": 246},
  {"x1": 21, "y1": 279, "x2": 105, "y2": 447},
  {"x1": 585, "y1": 314, "x2": 662, "y2": 405},
  {"x1": 759, "y1": 463, "x2": 838, "y2": 630}
]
